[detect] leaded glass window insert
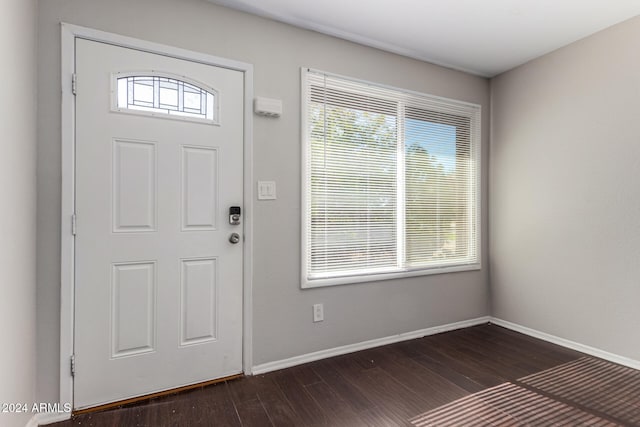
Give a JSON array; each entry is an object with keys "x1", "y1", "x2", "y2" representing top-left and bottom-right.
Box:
[{"x1": 115, "y1": 73, "x2": 217, "y2": 123}]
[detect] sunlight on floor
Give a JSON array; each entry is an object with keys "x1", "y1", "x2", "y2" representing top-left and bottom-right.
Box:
[{"x1": 410, "y1": 357, "x2": 639, "y2": 426}]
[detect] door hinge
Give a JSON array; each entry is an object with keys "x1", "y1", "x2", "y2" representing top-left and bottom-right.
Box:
[
  {"x1": 70, "y1": 354, "x2": 76, "y2": 377},
  {"x1": 71, "y1": 73, "x2": 77, "y2": 96},
  {"x1": 71, "y1": 214, "x2": 77, "y2": 236}
]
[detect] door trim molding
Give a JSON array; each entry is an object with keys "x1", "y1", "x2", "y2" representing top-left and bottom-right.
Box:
[{"x1": 60, "y1": 23, "x2": 254, "y2": 411}]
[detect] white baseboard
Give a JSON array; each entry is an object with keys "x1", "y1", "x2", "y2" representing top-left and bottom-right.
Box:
[
  {"x1": 490, "y1": 317, "x2": 640, "y2": 371},
  {"x1": 252, "y1": 316, "x2": 491, "y2": 375},
  {"x1": 26, "y1": 412, "x2": 71, "y2": 427},
  {"x1": 252, "y1": 315, "x2": 640, "y2": 376}
]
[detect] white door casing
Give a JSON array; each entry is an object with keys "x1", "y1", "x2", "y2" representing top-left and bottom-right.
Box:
[{"x1": 72, "y1": 38, "x2": 246, "y2": 409}]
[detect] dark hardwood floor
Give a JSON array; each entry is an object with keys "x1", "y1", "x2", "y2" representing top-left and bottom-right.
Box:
[{"x1": 49, "y1": 324, "x2": 640, "y2": 426}]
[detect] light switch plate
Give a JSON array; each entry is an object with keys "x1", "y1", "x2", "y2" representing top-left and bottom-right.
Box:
[{"x1": 257, "y1": 181, "x2": 277, "y2": 200}]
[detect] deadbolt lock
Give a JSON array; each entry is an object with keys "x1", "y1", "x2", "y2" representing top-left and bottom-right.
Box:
[{"x1": 229, "y1": 206, "x2": 241, "y2": 225}]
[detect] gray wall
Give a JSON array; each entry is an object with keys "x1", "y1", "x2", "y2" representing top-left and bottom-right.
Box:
[
  {"x1": 37, "y1": 0, "x2": 490, "y2": 404},
  {"x1": 491, "y1": 16, "x2": 640, "y2": 360},
  {"x1": 1, "y1": 0, "x2": 38, "y2": 426}
]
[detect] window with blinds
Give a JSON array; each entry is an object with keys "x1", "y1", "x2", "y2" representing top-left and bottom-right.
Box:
[{"x1": 302, "y1": 68, "x2": 481, "y2": 287}]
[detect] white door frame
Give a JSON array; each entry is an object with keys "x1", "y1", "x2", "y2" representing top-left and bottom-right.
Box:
[{"x1": 60, "y1": 23, "x2": 254, "y2": 411}]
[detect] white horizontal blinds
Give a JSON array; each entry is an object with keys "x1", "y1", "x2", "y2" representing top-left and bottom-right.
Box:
[
  {"x1": 306, "y1": 71, "x2": 399, "y2": 278},
  {"x1": 304, "y1": 68, "x2": 480, "y2": 284},
  {"x1": 404, "y1": 103, "x2": 479, "y2": 268}
]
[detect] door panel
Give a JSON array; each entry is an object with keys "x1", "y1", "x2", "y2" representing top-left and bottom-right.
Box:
[
  {"x1": 181, "y1": 145, "x2": 218, "y2": 230},
  {"x1": 180, "y1": 257, "x2": 218, "y2": 345},
  {"x1": 74, "y1": 39, "x2": 244, "y2": 409},
  {"x1": 112, "y1": 139, "x2": 157, "y2": 232},
  {"x1": 111, "y1": 261, "x2": 156, "y2": 357}
]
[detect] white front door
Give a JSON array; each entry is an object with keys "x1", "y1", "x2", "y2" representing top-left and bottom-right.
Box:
[{"x1": 74, "y1": 38, "x2": 244, "y2": 409}]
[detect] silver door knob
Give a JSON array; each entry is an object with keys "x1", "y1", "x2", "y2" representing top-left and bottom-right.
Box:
[{"x1": 229, "y1": 233, "x2": 241, "y2": 244}]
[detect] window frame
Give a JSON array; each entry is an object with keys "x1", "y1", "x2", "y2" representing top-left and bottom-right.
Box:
[{"x1": 301, "y1": 68, "x2": 482, "y2": 288}]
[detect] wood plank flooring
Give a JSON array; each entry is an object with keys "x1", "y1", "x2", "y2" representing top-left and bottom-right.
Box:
[{"x1": 49, "y1": 324, "x2": 638, "y2": 426}]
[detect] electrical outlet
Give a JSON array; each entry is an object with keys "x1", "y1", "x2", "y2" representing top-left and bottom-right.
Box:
[{"x1": 313, "y1": 303, "x2": 324, "y2": 322}]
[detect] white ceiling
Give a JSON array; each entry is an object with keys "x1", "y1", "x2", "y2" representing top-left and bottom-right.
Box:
[{"x1": 209, "y1": 0, "x2": 640, "y2": 77}]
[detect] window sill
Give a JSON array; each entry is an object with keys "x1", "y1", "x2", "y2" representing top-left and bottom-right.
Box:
[{"x1": 301, "y1": 263, "x2": 482, "y2": 289}]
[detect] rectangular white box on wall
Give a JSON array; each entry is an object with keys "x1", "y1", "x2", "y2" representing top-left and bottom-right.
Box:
[{"x1": 254, "y1": 97, "x2": 282, "y2": 117}]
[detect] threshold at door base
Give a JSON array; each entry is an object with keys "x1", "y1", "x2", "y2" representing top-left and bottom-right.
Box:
[{"x1": 73, "y1": 373, "x2": 244, "y2": 416}]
